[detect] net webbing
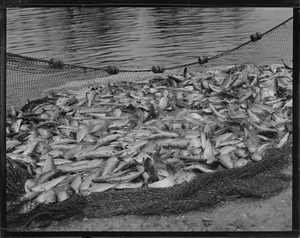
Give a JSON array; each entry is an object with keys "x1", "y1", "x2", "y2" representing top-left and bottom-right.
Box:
[
  {"x1": 7, "y1": 17, "x2": 293, "y2": 109},
  {"x1": 7, "y1": 144, "x2": 292, "y2": 229}
]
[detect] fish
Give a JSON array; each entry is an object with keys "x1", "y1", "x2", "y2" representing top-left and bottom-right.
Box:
[
  {"x1": 219, "y1": 145, "x2": 236, "y2": 155},
  {"x1": 63, "y1": 144, "x2": 83, "y2": 159},
  {"x1": 113, "y1": 160, "x2": 137, "y2": 173},
  {"x1": 200, "y1": 131, "x2": 207, "y2": 149},
  {"x1": 11, "y1": 118, "x2": 22, "y2": 133},
  {"x1": 70, "y1": 174, "x2": 82, "y2": 194},
  {"x1": 78, "y1": 107, "x2": 108, "y2": 114},
  {"x1": 42, "y1": 154, "x2": 56, "y2": 173},
  {"x1": 77, "y1": 98, "x2": 87, "y2": 107},
  {"x1": 88, "y1": 183, "x2": 117, "y2": 193},
  {"x1": 148, "y1": 131, "x2": 178, "y2": 140},
  {"x1": 201, "y1": 79, "x2": 210, "y2": 90},
  {"x1": 231, "y1": 70, "x2": 248, "y2": 88},
  {"x1": 203, "y1": 139, "x2": 218, "y2": 165},
  {"x1": 56, "y1": 96, "x2": 73, "y2": 107},
  {"x1": 36, "y1": 128, "x2": 52, "y2": 139},
  {"x1": 35, "y1": 141, "x2": 47, "y2": 154},
  {"x1": 187, "y1": 137, "x2": 202, "y2": 150},
  {"x1": 58, "y1": 125, "x2": 80, "y2": 132},
  {"x1": 50, "y1": 144, "x2": 78, "y2": 151},
  {"x1": 57, "y1": 159, "x2": 103, "y2": 172},
  {"x1": 250, "y1": 152, "x2": 262, "y2": 162},
  {"x1": 244, "y1": 129, "x2": 261, "y2": 153},
  {"x1": 257, "y1": 143, "x2": 272, "y2": 154},
  {"x1": 142, "y1": 172, "x2": 150, "y2": 184},
  {"x1": 168, "y1": 75, "x2": 185, "y2": 83},
  {"x1": 101, "y1": 157, "x2": 120, "y2": 176},
  {"x1": 6, "y1": 140, "x2": 22, "y2": 152},
  {"x1": 108, "y1": 119, "x2": 130, "y2": 129},
  {"x1": 283, "y1": 99, "x2": 292, "y2": 109},
  {"x1": 234, "y1": 148, "x2": 246, "y2": 158},
  {"x1": 95, "y1": 134, "x2": 122, "y2": 149},
  {"x1": 221, "y1": 73, "x2": 234, "y2": 89},
  {"x1": 105, "y1": 169, "x2": 144, "y2": 183},
  {"x1": 24, "y1": 179, "x2": 36, "y2": 193},
  {"x1": 234, "y1": 158, "x2": 249, "y2": 168},
  {"x1": 190, "y1": 147, "x2": 203, "y2": 156},
  {"x1": 7, "y1": 153, "x2": 36, "y2": 165},
  {"x1": 209, "y1": 83, "x2": 223, "y2": 93},
  {"x1": 251, "y1": 122, "x2": 278, "y2": 133},
  {"x1": 120, "y1": 140, "x2": 149, "y2": 157},
  {"x1": 142, "y1": 141, "x2": 157, "y2": 154},
  {"x1": 209, "y1": 104, "x2": 227, "y2": 119},
  {"x1": 30, "y1": 175, "x2": 68, "y2": 192},
  {"x1": 115, "y1": 181, "x2": 144, "y2": 190},
  {"x1": 55, "y1": 185, "x2": 72, "y2": 202},
  {"x1": 276, "y1": 132, "x2": 289, "y2": 149},
  {"x1": 35, "y1": 189, "x2": 56, "y2": 204},
  {"x1": 10, "y1": 104, "x2": 17, "y2": 117},
  {"x1": 247, "y1": 109, "x2": 260, "y2": 123},
  {"x1": 252, "y1": 103, "x2": 274, "y2": 113},
  {"x1": 50, "y1": 139, "x2": 78, "y2": 146},
  {"x1": 183, "y1": 113, "x2": 204, "y2": 125},
  {"x1": 218, "y1": 153, "x2": 234, "y2": 169},
  {"x1": 60, "y1": 128, "x2": 72, "y2": 138},
  {"x1": 6, "y1": 63, "x2": 292, "y2": 209},
  {"x1": 76, "y1": 129, "x2": 87, "y2": 142},
  {"x1": 79, "y1": 172, "x2": 97, "y2": 192},
  {"x1": 174, "y1": 170, "x2": 197, "y2": 185},
  {"x1": 21, "y1": 191, "x2": 40, "y2": 201},
  {"x1": 183, "y1": 163, "x2": 215, "y2": 173},
  {"x1": 158, "y1": 96, "x2": 169, "y2": 110},
  {"x1": 36, "y1": 169, "x2": 60, "y2": 185},
  {"x1": 162, "y1": 139, "x2": 190, "y2": 149},
  {"x1": 90, "y1": 121, "x2": 107, "y2": 134},
  {"x1": 92, "y1": 167, "x2": 135, "y2": 183},
  {"x1": 148, "y1": 175, "x2": 175, "y2": 188},
  {"x1": 76, "y1": 146, "x2": 119, "y2": 160},
  {"x1": 215, "y1": 133, "x2": 233, "y2": 147}
]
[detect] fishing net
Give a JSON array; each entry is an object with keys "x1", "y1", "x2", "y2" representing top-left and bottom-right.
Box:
[
  {"x1": 6, "y1": 16, "x2": 293, "y2": 229},
  {"x1": 7, "y1": 144, "x2": 292, "y2": 229},
  {"x1": 7, "y1": 17, "x2": 292, "y2": 109}
]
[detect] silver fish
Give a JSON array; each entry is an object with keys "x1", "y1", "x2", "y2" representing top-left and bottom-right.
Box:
[{"x1": 31, "y1": 175, "x2": 68, "y2": 192}]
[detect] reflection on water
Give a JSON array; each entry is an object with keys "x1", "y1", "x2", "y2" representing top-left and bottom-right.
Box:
[{"x1": 7, "y1": 7, "x2": 292, "y2": 69}]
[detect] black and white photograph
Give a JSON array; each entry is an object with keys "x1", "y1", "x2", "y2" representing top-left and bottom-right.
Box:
[{"x1": 1, "y1": 2, "x2": 298, "y2": 236}]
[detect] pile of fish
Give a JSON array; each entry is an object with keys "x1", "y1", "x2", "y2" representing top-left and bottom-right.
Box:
[{"x1": 6, "y1": 63, "x2": 292, "y2": 214}]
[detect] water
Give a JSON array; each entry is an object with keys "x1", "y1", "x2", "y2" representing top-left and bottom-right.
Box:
[{"x1": 7, "y1": 7, "x2": 292, "y2": 69}]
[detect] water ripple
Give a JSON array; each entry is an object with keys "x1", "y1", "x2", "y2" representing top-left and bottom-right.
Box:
[{"x1": 7, "y1": 7, "x2": 292, "y2": 69}]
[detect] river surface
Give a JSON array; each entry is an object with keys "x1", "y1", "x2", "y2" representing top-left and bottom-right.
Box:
[{"x1": 7, "y1": 7, "x2": 292, "y2": 69}]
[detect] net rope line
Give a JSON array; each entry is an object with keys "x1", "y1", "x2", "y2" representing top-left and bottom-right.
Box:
[
  {"x1": 7, "y1": 16, "x2": 293, "y2": 72},
  {"x1": 6, "y1": 17, "x2": 293, "y2": 109},
  {"x1": 7, "y1": 17, "x2": 293, "y2": 108}
]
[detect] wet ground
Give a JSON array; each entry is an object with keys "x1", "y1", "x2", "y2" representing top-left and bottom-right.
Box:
[{"x1": 22, "y1": 164, "x2": 292, "y2": 233}]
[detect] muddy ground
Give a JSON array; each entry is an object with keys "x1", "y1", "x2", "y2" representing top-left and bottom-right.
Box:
[{"x1": 14, "y1": 164, "x2": 292, "y2": 234}]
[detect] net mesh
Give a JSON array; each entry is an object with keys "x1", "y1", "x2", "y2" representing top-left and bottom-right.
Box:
[
  {"x1": 6, "y1": 17, "x2": 293, "y2": 229},
  {"x1": 7, "y1": 17, "x2": 293, "y2": 109},
  {"x1": 7, "y1": 144, "x2": 292, "y2": 229}
]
